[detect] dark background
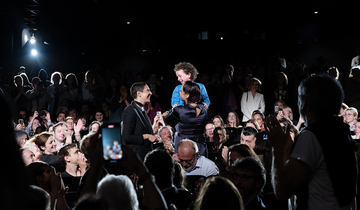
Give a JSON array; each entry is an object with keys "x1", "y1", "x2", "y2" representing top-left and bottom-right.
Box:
[{"x1": 1, "y1": 0, "x2": 360, "y2": 82}]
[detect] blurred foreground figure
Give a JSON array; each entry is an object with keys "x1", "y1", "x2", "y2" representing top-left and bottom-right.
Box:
[{"x1": 265, "y1": 74, "x2": 357, "y2": 209}]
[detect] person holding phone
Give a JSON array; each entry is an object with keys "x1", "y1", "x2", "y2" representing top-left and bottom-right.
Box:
[{"x1": 122, "y1": 82, "x2": 158, "y2": 161}]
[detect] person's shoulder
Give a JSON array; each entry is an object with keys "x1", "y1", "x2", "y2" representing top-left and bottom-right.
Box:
[
  {"x1": 123, "y1": 102, "x2": 136, "y2": 111},
  {"x1": 201, "y1": 156, "x2": 217, "y2": 166},
  {"x1": 195, "y1": 82, "x2": 205, "y2": 88}
]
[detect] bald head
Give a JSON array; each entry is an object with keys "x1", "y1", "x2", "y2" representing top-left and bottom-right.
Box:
[{"x1": 177, "y1": 139, "x2": 198, "y2": 154}]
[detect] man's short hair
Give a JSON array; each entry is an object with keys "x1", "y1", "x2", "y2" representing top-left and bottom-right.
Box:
[
  {"x1": 130, "y1": 82, "x2": 146, "y2": 99},
  {"x1": 144, "y1": 149, "x2": 174, "y2": 189},
  {"x1": 173, "y1": 62, "x2": 199, "y2": 81},
  {"x1": 177, "y1": 139, "x2": 199, "y2": 153},
  {"x1": 57, "y1": 110, "x2": 67, "y2": 118},
  {"x1": 52, "y1": 122, "x2": 68, "y2": 132},
  {"x1": 234, "y1": 156, "x2": 266, "y2": 193},
  {"x1": 298, "y1": 74, "x2": 344, "y2": 118},
  {"x1": 158, "y1": 126, "x2": 173, "y2": 137},
  {"x1": 97, "y1": 174, "x2": 138, "y2": 210},
  {"x1": 57, "y1": 143, "x2": 77, "y2": 166},
  {"x1": 241, "y1": 126, "x2": 258, "y2": 137},
  {"x1": 80, "y1": 133, "x2": 94, "y2": 159}
]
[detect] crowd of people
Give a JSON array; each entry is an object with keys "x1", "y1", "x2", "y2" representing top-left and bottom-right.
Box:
[{"x1": 1, "y1": 58, "x2": 359, "y2": 210}]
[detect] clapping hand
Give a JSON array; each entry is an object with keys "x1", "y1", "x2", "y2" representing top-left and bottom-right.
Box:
[{"x1": 265, "y1": 115, "x2": 293, "y2": 151}]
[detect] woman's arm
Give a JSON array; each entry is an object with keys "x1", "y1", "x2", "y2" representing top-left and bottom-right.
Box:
[
  {"x1": 164, "y1": 108, "x2": 180, "y2": 128},
  {"x1": 240, "y1": 92, "x2": 251, "y2": 120}
]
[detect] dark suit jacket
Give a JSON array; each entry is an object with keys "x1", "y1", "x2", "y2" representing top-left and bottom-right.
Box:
[
  {"x1": 161, "y1": 186, "x2": 195, "y2": 210},
  {"x1": 122, "y1": 101, "x2": 154, "y2": 161}
]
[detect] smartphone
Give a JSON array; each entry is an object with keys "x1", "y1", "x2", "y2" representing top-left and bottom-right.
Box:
[
  {"x1": 156, "y1": 111, "x2": 162, "y2": 119},
  {"x1": 274, "y1": 104, "x2": 279, "y2": 113},
  {"x1": 18, "y1": 119, "x2": 24, "y2": 125},
  {"x1": 101, "y1": 122, "x2": 122, "y2": 161}
]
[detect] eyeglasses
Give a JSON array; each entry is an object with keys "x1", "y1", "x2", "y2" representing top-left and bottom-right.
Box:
[
  {"x1": 228, "y1": 114, "x2": 236, "y2": 117},
  {"x1": 344, "y1": 113, "x2": 354, "y2": 117},
  {"x1": 233, "y1": 173, "x2": 255, "y2": 181},
  {"x1": 178, "y1": 154, "x2": 197, "y2": 164}
]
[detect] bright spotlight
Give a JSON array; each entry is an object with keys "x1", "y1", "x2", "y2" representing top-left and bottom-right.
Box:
[
  {"x1": 30, "y1": 37, "x2": 36, "y2": 44},
  {"x1": 31, "y1": 49, "x2": 38, "y2": 56}
]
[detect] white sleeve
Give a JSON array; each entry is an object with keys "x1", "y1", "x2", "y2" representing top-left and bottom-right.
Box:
[
  {"x1": 240, "y1": 92, "x2": 251, "y2": 120},
  {"x1": 259, "y1": 94, "x2": 265, "y2": 113}
]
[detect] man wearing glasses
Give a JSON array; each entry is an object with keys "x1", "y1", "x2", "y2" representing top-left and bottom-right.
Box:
[
  {"x1": 232, "y1": 156, "x2": 267, "y2": 209},
  {"x1": 176, "y1": 139, "x2": 219, "y2": 177}
]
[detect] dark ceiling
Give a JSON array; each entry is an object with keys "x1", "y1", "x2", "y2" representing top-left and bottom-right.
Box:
[{"x1": 1, "y1": 0, "x2": 360, "y2": 74}]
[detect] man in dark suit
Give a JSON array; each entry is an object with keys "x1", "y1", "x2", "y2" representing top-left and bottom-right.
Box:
[{"x1": 123, "y1": 82, "x2": 158, "y2": 161}]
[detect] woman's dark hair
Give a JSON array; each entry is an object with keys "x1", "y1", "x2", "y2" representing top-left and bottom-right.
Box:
[
  {"x1": 25, "y1": 161, "x2": 51, "y2": 186},
  {"x1": 212, "y1": 115, "x2": 225, "y2": 127},
  {"x1": 183, "y1": 81, "x2": 201, "y2": 103},
  {"x1": 33, "y1": 132, "x2": 53, "y2": 152},
  {"x1": 65, "y1": 73, "x2": 79, "y2": 88},
  {"x1": 252, "y1": 110, "x2": 265, "y2": 121},
  {"x1": 226, "y1": 111, "x2": 240, "y2": 127}
]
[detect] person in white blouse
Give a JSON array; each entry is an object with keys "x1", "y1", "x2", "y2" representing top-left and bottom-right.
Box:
[{"x1": 240, "y1": 78, "x2": 265, "y2": 122}]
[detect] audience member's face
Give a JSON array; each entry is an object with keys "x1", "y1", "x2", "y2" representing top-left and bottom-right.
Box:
[
  {"x1": 95, "y1": 112, "x2": 103, "y2": 122},
  {"x1": 176, "y1": 70, "x2": 191, "y2": 85},
  {"x1": 19, "y1": 111, "x2": 27, "y2": 119},
  {"x1": 91, "y1": 123, "x2": 100, "y2": 132},
  {"x1": 283, "y1": 108, "x2": 293, "y2": 121},
  {"x1": 232, "y1": 168, "x2": 260, "y2": 200},
  {"x1": 205, "y1": 124, "x2": 215, "y2": 138},
  {"x1": 214, "y1": 129, "x2": 225, "y2": 144},
  {"x1": 17, "y1": 134, "x2": 28, "y2": 148},
  {"x1": 53, "y1": 125, "x2": 66, "y2": 142},
  {"x1": 228, "y1": 151, "x2": 243, "y2": 171},
  {"x1": 177, "y1": 146, "x2": 198, "y2": 172},
  {"x1": 250, "y1": 81, "x2": 259, "y2": 92},
  {"x1": 57, "y1": 113, "x2": 66, "y2": 122},
  {"x1": 32, "y1": 119, "x2": 41, "y2": 131},
  {"x1": 149, "y1": 74, "x2": 157, "y2": 84},
  {"x1": 241, "y1": 134, "x2": 256, "y2": 150},
  {"x1": 160, "y1": 127, "x2": 172, "y2": 144},
  {"x1": 253, "y1": 114, "x2": 264, "y2": 128},
  {"x1": 53, "y1": 74, "x2": 60, "y2": 85},
  {"x1": 22, "y1": 150, "x2": 35, "y2": 166},
  {"x1": 30, "y1": 143, "x2": 42, "y2": 160},
  {"x1": 355, "y1": 122, "x2": 360, "y2": 136},
  {"x1": 65, "y1": 147, "x2": 82, "y2": 165},
  {"x1": 228, "y1": 112, "x2": 237, "y2": 125},
  {"x1": 14, "y1": 77, "x2": 23, "y2": 87},
  {"x1": 213, "y1": 118, "x2": 222, "y2": 127},
  {"x1": 40, "y1": 167, "x2": 52, "y2": 190},
  {"x1": 69, "y1": 109, "x2": 78, "y2": 119},
  {"x1": 81, "y1": 105, "x2": 90, "y2": 114},
  {"x1": 66, "y1": 119, "x2": 74, "y2": 130},
  {"x1": 345, "y1": 110, "x2": 356, "y2": 124},
  {"x1": 120, "y1": 85, "x2": 127, "y2": 96},
  {"x1": 43, "y1": 136, "x2": 57, "y2": 154}
]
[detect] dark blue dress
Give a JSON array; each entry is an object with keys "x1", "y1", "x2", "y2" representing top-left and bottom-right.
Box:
[{"x1": 165, "y1": 103, "x2": 208, "y2": 157}]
